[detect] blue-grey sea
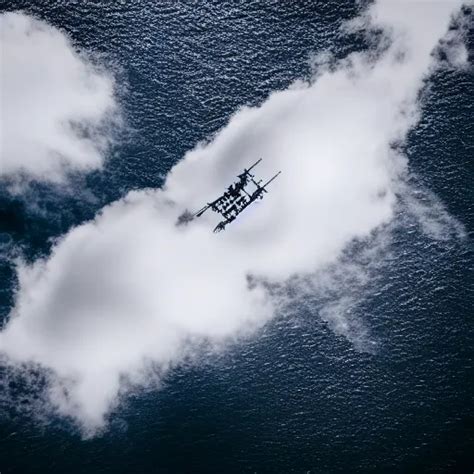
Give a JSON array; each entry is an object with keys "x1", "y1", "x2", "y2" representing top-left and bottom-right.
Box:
[{"x1": 0, "y1": 2, "x2": 472, "y2": 473}]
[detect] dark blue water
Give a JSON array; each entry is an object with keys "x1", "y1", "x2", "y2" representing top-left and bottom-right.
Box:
[{"x1": 0, "y1": 2, "x2": 473, "y2": 473}]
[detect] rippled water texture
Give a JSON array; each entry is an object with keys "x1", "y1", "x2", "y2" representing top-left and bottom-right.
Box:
[{"x1": 0, "y1": 2, "x2": 472, "y2": 473}]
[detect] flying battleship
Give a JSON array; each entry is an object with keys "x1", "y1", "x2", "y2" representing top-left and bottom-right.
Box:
[{"x1": 193, "y1": 159, "x2": 281, "y2": 232}]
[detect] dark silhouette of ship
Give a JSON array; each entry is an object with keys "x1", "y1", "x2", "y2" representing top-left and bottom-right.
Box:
[{"x1": 193, "y1": 159, "x2": 281, "y2": 232}]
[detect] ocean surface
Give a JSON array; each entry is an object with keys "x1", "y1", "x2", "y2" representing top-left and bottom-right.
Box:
[{"x1": 0, "y1": 1, "x2": 473, "y2": 473}]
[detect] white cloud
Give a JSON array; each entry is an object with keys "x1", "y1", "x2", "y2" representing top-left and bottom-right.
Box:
[
  {"x1": 0, "y1": 1, "x2": 467, "y2": 435},
  {"x1": 0, "y1": 12, "x2": 118, "y2": 181}
]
